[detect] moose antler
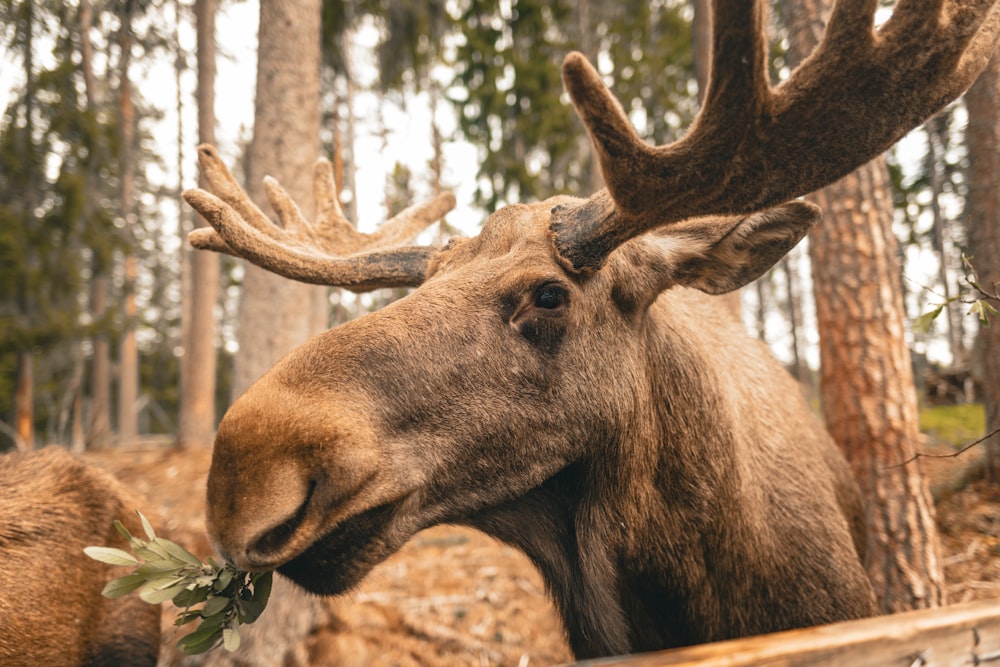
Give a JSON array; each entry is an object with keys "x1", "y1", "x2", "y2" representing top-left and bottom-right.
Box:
[
  {"x1": 552, "y1": 0, "x2": 1000, "y2": 272},
  {"x1": 183, "y1": 145, "x2": 455, "y2": 292}
]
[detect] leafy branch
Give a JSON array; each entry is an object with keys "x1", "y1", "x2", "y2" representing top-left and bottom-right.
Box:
[
  {"x1": 914, "y1": 254, "x2": 999, "y2": 333},
  {"x1": 84, "y1": 512, "x2": 272, "y2": 655}
]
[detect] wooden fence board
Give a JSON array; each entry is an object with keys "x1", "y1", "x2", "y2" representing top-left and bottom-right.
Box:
[{"x1": 572, "y1": 600, "x2": 1000, "y2": 667}]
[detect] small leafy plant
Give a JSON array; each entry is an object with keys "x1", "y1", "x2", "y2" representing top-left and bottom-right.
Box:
[{"x1": 84, "y1": 512, "x2": 272, "y2": 654}]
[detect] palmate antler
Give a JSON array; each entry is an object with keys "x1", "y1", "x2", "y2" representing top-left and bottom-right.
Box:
[
  {"x1": 187, "y1": 0, "x2": 999, "y2": 288},
  {"x1": 552, "y1": 0, "x2": 1000, "y2": 271},
  {"x1": 183, "y1": 145, "x2": 455, "y2": 292}
]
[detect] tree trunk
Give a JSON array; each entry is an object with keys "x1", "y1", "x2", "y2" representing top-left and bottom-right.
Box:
[
  {"x1": 79, "y1": 0, "x2": 112, "y2": 451},
  {"x1": 233, "y1": 0, "x2": 327, "y2": 397},
  {"x1": 117, "y1": 0, "x2": 139, "y2": 445},
  {"x1": 924, "y1": 115, "x2": 966, "y2": 368},
  {"x1": 178, "y1": 0, "x2": 221, "y2": 449},
  {"x1": 14, "y1": 352, "x2": 33, "y2": 451},
  {"x1": 784, "y1": 0, "x2": 945, "y2": 613},
  {"x1": 965, "y1": 48, "x2": 1000, "y2": 478},
  {"x1": 808, "y1": 163, "x2": 945, "y2": 612},
  {"x1": 690, "y1": 0, "x2": 710, "y2": 107},
  {"x1": 177, "y1": 0, "x2": 193, "y2": 441},
  {"x1": 88, "y1": 272, "x2": 113, "y2": 450}
]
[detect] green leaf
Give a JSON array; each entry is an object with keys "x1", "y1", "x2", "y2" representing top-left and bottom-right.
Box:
[
  {"x1": 237, "y1": 599, "x2": 264, "y2": 624},
  {"x1": 223, "y1": 626, "x2": 241, "y2": 652},
  {"x1": 154, "y1": 537, "x2": 203, "y2": 567},
  {"x1": 172, "y1": 585, "x2": 211, "y2": 608},
  {"x1": 138, "y1": 511, "x2": 158, "y2": 541},
  {"x1": 101, "y1": 573, "x2": 147, "y2": 599},
  {"x1": 202, "y1": 595, "x2": 231, "y2": 617},
  {"x1": 967, "y1": 299, "x2": 997, "y2": 325},
  {"x1": 139, "y1": 581, "x2": 190, "y2": 605},
  {"x1": 251, "y1": 571, "x2": 273, "y2": 610},
  {"x1": 83, "y1": 546, "x2": 140, "y2": 567},
  {"x1": 135, "y1": 559, "x2": 185, "y2": 576},
  {"x1": 213, "y1": 567, "x2": 234, "y2": 592},
  {"x1": 136, "y1": 539, "x2": 173, "y2": 561},
  {"x1": 113, "y1": 520, "x2": 135, "y2": 543},
  {"x1": 177, "y1": 622, "x2": 224, "y2": 655},
  {"x1": 914, "y1": 305, "x2": 944, "y2": 334}
]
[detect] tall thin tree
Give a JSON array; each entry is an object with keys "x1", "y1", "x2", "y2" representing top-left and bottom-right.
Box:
[
  {"x1": 117, "y1": 0, "x2": 139, "y2": 445},
  {"x1": 177, "y1": 0, "x2": 221, "y2": 449}
]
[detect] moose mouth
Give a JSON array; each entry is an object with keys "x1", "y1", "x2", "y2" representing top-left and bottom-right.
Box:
[{"x1": 275, "y1": 501, "x2": 404, "y2": 596}]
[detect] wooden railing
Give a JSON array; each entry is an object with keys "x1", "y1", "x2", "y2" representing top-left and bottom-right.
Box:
[{"x1": 573, "y1": 600, "x2": 1000, "y2": 666}]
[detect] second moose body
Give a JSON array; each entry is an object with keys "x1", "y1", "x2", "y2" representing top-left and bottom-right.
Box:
[{"x1": 186, "y1": 0, "x2": 1000, "y2": 660}]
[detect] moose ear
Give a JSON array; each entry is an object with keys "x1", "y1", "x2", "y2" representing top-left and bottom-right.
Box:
[
  {"x1": 661, "y1": 201, "x2": 820, "y2": 295},
  {"x1": 608, "y1": 201, "x2": 821, "y2": 315}
]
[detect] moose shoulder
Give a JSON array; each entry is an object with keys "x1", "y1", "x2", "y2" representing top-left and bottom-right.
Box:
[
  {"x1": 0, "y1": 447, "x2": 160, "y2": 667},
  {"x1": 184, "y1": 0, "x2": 1000, "y2": 660}
]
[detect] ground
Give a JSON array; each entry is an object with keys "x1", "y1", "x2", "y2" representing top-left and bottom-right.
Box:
[{"x1": 83, "y1": 431, "x2": 1000, "y2": 667}]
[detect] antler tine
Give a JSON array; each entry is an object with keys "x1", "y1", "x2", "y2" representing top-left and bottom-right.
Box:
[
  {"x1": 262, "y1": 154, "x2": 455, "y2": 254},
  {"x1": 184, "y1": 145, "x2": 456, "y2": 292},
  {"x1": 194, "y1": 145, "x2": 285, "y2": 241},
  {"x1": 368, "y1": 194, "x2": 457, "y2": 247},
  {"x1": 553, "y1": 0, "x2": 1000, "y2": 272}
]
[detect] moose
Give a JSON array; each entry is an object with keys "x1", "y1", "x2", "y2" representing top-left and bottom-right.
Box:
[
  {"x1": 0, "y1": 447, "x2": 160, "y2": 667},
  {"x1": 184, "y1": 0, "x2": 1000, "y2": 659}
]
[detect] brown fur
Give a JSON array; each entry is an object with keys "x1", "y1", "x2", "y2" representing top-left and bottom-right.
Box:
[
  {"x1": 205, "y1": 200, "x2": 877, "y2": 660},
  {"x1": 0, "y1": 447, "x2": 159, "y2": 667}
]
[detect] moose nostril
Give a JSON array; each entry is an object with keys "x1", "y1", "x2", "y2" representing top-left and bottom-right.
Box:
[{"x1": 249, "y1": 479, "x2": 317, "y2": 563}]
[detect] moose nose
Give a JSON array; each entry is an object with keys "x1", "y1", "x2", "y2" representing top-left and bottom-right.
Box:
[{"x1": 206, "y1": 433, "x2": 316, "y2": 571}]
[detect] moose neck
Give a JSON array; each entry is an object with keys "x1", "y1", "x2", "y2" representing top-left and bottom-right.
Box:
[{"x1": 467, "y1": 297, "x2": 750, "y2": 658}]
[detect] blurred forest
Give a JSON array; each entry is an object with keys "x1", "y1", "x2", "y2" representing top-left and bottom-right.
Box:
[{"x1": 0, "y1": 0, "x2": 997, "y2": 464}]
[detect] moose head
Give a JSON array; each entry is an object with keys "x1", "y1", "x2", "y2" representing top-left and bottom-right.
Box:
[{"x1": 185, "y1": 0, "x2": 1000, "y2": 659}]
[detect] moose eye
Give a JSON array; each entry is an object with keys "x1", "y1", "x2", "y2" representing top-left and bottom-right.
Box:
[{"x1": 534, "y1": 284, "x2": 568, "y2": 310}]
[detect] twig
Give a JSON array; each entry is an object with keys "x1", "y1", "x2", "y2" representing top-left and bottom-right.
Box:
[{"x1": 889, "y1": 427, "x2": 1000, "y2": 469}]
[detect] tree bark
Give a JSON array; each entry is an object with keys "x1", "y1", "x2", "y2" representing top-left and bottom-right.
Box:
[
  {"x1": 88, "y1": 272, "x2": 112, "y2": 449},
  {"x1": 178, "y1": 0, "x2": 221, "y2": 449},
  {"x1": 233, "y1": 0, "x2": 327, "y2": 397},
  {"x1": 79, "y1": 0, "x2": 112, "y2": 451},
  {"x1": 808, "y1": 163, "x2": 945, "y2": 612},
  {"x1": 965, "y1": 48, "x2": 1000, "y2": 478},
  {"x1": 117, "y1": 0, "x2": 139, "y2": 445},
  {"x1": 784, "y1": 0, "x2": 945, "y2": 613}
]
